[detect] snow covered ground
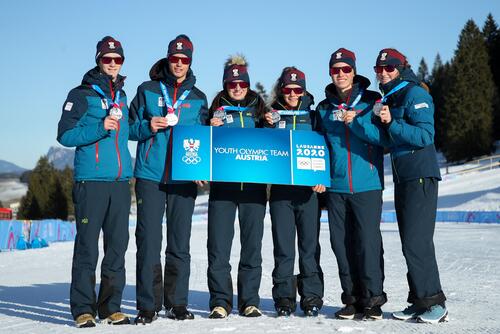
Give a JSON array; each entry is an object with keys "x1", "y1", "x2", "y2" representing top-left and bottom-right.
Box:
[
  {"x1": 0, "y1": 164, "x2": 499, "y2": 333},
  {"x1": 1, "y1": 220, "x2": 499, "y2": 333}
]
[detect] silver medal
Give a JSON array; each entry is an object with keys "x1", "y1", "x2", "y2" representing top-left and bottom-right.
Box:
[
  {"x1": 213, "y1": 109, "x2": 226, "y2": 121},
  {"x1": 271, "y1": 111, "x2": 281, "y2": 123},
  {"x1": 166, "y1": 113, "x2": 179, "y2": 126},
  {"x1": 110, "y1": 107, "x2": 122, "y2": 120},
  {"x1": 373, "y1": 102, "x2": 383, "y2": 117}
]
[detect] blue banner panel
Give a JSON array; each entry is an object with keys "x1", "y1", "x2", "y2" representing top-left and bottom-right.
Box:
[
  {"x1": 211, "y1": 127, "x2": 292, "y2": 185},
  {"x1": 171, "y1": 126, "x2": 330, "y2": 186},
  {"x1": 291, "y1": 131, "x2": 330, "y2": 186},
  {"x1": 171, "y1": 125, "x2": 211, "y2": 182}
]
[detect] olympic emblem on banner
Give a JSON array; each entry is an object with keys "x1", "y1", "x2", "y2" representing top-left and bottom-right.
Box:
[{"x1": 182, "y1": 138, "x2": 201, "y2": 164}]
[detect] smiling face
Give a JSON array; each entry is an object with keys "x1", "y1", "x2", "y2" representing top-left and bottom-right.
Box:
[
  {"x1": 282, "y1": 84, "x2": 304, "y2": 108},
  {"x1": 330, "y1": 61, "x2": 354, "y2": 93},
  {"x1": 98, "y1": 52, "x2": 122, "y2": 81},
  {"x1": 168, "y1": 53, "x2": 190, "y2": 82},
  {"x1": 226, "y1": 80, "x2": 248, "y2": 101},
  {"x1": 376, "y1": 66, "x2": 400, "y2": 85}
]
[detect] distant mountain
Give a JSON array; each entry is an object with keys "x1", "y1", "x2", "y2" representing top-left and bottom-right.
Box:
[
  {"x1": 47, "y1": 146, "x2": 74, "y2": 170},
  {"x1": 0, "y1": 159, "x2": 27, "y2": 175}
]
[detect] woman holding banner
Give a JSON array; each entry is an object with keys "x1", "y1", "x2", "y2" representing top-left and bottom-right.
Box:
[
  {"x1": 374, "y1": 48, "x2": 447, "y2": 324},
  {"x1": 264, "y1": 67, "x2": 325, "y2": 317},
  {"x1": 205, "y1": 55, "x2": 269, "y2": 319},
  {"x1": 314, "y1": 48, "x2": 388, "y2": 320}
]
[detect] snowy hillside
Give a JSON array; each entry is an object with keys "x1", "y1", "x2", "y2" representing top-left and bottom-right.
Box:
[{"x1": 0, "y1": 219, "x2": 499, "y2": 333}]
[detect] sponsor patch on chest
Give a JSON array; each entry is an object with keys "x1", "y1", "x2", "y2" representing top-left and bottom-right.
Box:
[{"x1": 414, "y1": 102, "x2": 429, "y2": 109}]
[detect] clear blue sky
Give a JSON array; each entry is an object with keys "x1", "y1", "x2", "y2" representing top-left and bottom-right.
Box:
[{"x1": 0, "y1": 0, "x2": 498, "y2": 169}]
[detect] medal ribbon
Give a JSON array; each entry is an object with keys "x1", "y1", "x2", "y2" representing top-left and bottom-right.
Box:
[
  {"x1": 381, "y1": 81, "x2": 409, "y2": 103},
  {"x1": 331, "y1": 90, "x2": 363, "y2": 111},
  {"x1": 275, "y1": 110, "x2": 309, "y2": 116},
  {"x1": 92, "y1": 84, "x2": 121, "y2": 109},
  {"x1": 219, "y1": 106, "x2": 250, "y2": 112},
  {"x1": 160, "y1": 82, "x2": 190, "y2": 114}
]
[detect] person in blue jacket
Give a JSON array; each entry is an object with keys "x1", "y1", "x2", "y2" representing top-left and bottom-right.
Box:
[
  {"x1": 264, "y1": 67, "x2": 325, "y2": 317},
  {"x1": 315, "y1": 48, "x2": 388, "y2": 321},
  {"x1": 206, "y1": 55, "x2": 269, "y2": 319},
  {"x1": 57, "y1": 36, "x2": 132, "y2": 328},
  {"x1": 374, "y1": 48, "x2": 448, "y2": 324},
  {"x1": 129, "y1": 34, "x2": 208, "y2": 324}
]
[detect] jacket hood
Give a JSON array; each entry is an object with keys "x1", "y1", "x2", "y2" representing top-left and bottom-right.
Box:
[
  {"x1": 149, "y1": 58, "x2": 196, "y2": 89},
  {"x1": 82, "y1": 66, "x2": 125, "y2": 96},
  {"x1": 325, "y1": 74, "x2": 371, "y2": 104}
]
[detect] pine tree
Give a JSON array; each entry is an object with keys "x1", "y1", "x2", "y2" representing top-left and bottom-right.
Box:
[
  {"x1": 429, "y1": 54, "x2": 451, "y2": 151},
  {"x1": 17, "y1": 156, "x2": 71, "y2": 219},
  {"x1": 18, "y1": 189, "x2": 42, "y2": 220},
  {"x1": 46, "y1": 177, "x2": 68, "y2": 220},
  {"x1": 60, "y1": 167, "x2": 74, "y2": 218},
  {"x1": 417, "y1": 58, "x2": 430, "y2": 84},
  {"x1": 483, "y1": 13, "x2": 500, "y2": 140},
  {"x1": 255, "y1": 82, "x2": 268, "y2": 101},
  {"x1": 442, "y1": 20, "x2": 495, "y2": 162}
]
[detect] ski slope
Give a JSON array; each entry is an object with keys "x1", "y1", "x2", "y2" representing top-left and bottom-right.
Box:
[{"x1": 0, "y1": 168, "x2": 499, "y2": 333}]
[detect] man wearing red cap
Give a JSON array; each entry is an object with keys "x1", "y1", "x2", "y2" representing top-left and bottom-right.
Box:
[
  {"x1": 129, "y1": 34, "x2": 208, "y2": 324},
  {"x1": 315, "y1": 48, "x2": 389, "y2": 321},
  {"x1": 374, "y1": 48, "x2": 447, "y2": 324},
  {"x1": 58, "y1": 36, "x2": 133, "y2": 327}
]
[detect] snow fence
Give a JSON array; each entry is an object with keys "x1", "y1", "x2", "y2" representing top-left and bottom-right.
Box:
[{"x1": 0, "y1": 220, "x2": 76, "y2": 251}]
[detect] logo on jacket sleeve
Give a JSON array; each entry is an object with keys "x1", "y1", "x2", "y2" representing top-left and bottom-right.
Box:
[
  {"x1": 182, "y1": 138, "x2": 201, "y2": 164},
  {"x1": 64, "y1": 102, "x2": 74, "y2": 111}
]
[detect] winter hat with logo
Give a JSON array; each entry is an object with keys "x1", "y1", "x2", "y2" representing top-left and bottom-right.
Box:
[
  {"x1": 167, "y1": 34, "x2": 193, "y2": 59},
  {"x1": 329, "y1": 48, "x2": 356, "y2": 70},
  {"x1": 376, "y1": 48, "x2": 408, "y2": 67},
  {"x1": 279, "y1": 67, "x2": 306, "y2": 90},
  {"x1": 223, "y1": 54, "x2": 250, "y2": 86},
  {"x1": 95, "y1": 36, "x2": 124, "y2": 64}
]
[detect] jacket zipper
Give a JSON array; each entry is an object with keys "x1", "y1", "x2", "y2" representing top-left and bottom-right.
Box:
[
  {"x1": 164, "y1": 82, "x2": 179, "y2": 182},
  {"x1": 95, "y1": 142, "x2": 99, "y2": 168},
  {"x1": 239, "y1": 103, "x2": 244, "y2": 191},
  {"x1": 343, "y1": 90, "x2": 354, "y2": 193},
  {"x1": 110, "y1": 82, "x2": 123, "y2": 180},
  {"x1": 115, "y1": 122, "x2": 122, "y2": 180},
  {"x1": 345, "y1": 125, "x2": 354, "y2": 193}
]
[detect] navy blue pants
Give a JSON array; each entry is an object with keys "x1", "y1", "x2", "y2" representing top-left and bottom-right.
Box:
[
  {"x1": 70, "y1": 181, "x2": 130, "y2": 319},
  {"x1": 327, "y1": 190, "x2": 386, "y2": 308},
  {"x1": 207, "y1": 184, "x2": 266, "y2": 313},
  {"x1": 395, "y1": 177, "x2": 446, "y2": 308},
  {"x1": 135, "y1": 178, "x2": 197, "y2": 312},
  {"x1": 269, "y1": 185, "x2": 323, "y2": 310}
]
